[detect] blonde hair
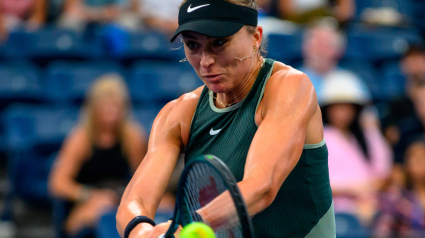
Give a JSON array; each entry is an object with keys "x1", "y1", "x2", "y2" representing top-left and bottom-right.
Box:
[{"x1": 80, "y1": 74, "x2": 132, "y2": 145}]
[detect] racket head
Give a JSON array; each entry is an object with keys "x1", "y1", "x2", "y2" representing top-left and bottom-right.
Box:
[{"x1": 164, "y1": 155, "x2": 254, "y2": 238}]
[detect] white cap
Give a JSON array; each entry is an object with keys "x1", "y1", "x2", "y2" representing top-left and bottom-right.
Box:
[{"x1": 320, "y1": 70, "x2": 372, "y2": 107}]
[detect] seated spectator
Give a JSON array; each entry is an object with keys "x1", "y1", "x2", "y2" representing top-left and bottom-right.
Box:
[
  {"x1": 49, "y1": 75, "x2": 147, "y2": 237},
  {"x1": 299, "y1": 18, "x2": 359, "y2": 103},
  {"x1": 382, "y1": 45, "x2": 425, "y2": 163},
  {"x1": 0, "y1": 0, "x2": 47, "y2": 40},
  {"x1": 374, "y1": 137, "x2": 425, "y2": 237},
  {"x1": 58, "y1": 0, "x2": 141, "y2": 31},
  {"x1": 277, "y1": 0, "x2": 355, "y2": 24},
  {"x1": 321, "y1": 72, "x2": 393, "y2": 223},
  {"x1": 138, "y1": 0, "x2": 180, "y2": 35}
]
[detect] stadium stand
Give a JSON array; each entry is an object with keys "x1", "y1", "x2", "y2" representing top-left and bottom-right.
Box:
[
  {"x1": 104, "y1": 29, "x2": 186, "y2": 61},
  {"x1": 344, "y1": 24, "x2": 422, "y2": 63},
  {"x1": 3, "y1": 105, "x2": 78, "y2": 203},
  {"x1": 355, "y1": 0, "x2": 414, "y2": 21},
  {"x1": 45, "y1": 60, "x2": 124, "y2": 105},
  {"x1": 4, "y1": 28, "x2": 105, "y2": 60},
  {"x1": 0, "y1": 61, "x2": 43, "y2": 109},
  {"x1": 345, "y1": 25, "x2": 422, "y2": 63},
  {"x1": 128, "y1": 60, "x2": 203, "y2": 103},
  {"x1": 266, "y1": 31, "x2": 303, "y2": 65}
]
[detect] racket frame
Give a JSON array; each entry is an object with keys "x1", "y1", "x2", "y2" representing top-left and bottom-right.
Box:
[{"x1": 164, "y1": 155, "x2": 254, "y2": 238}]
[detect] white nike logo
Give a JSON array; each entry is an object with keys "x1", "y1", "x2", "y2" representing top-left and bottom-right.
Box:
[
  {"x1": 187, "y1": 4, "x2": 210, "y2": 13},
  {"x1": 209, "y1": 128, "x2": 222, "y2": 136}
]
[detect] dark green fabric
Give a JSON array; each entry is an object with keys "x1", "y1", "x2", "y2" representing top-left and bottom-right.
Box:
[{"x1": 185, "y1": 58, "x2": 334, "y2": 237}]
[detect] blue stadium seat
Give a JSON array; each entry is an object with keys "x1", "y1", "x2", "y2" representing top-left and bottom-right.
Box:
[
  {"x1": 412, "y1": 0, "x2": 425, "y2": 32},
  {"x1": 45, "y1": 60, "x2": 124, "y2": 104},
  {"x1": 96, "y1": 210, "x2": 120, "y2": 238},
  {"x1": 345, "y1": 25, "x2": 422, "y2": 62},
  {"x1": 5, "y1": 28, "x2": 104, "y2": 59},
  {"x1": 339, "y1": 60, "x2": 381, "y2": 101},
  {"x1": 110, "y1": 30, "x2": 185, "y2": 60},
  {"x1": 3, "y1": 105, "x2": 78, "y2": 203},
  {"x1": 129, "y1": 60, "x2": 203, "y2": 103},
  {"x1": 132, "y1": 106, "x2": 162, "y2": 134},
  {"x1": 335, "y1": 213, "x2": 369, "y2": 238},
  {"x1": 267, "y1": 31, "x2": 303, "y2": 65},
  {"x1": 0, "y1": 61, "x2": 43, "y2": 107},
  {"x1": 355, "y1": 0, "x2": 414, "y2": 20},
  {"x1": 380, "y1": 61, "x2": 406, "y2": 100},
  {"x1": 0, "y1": 133, "x2": 5, "y2": 154},
  {"x1": 3, "y1": 105, "x2": 79, "y2": 151}
]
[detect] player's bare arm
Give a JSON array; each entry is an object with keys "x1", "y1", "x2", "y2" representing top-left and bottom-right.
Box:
[{"x1": 116, "y1": 87, "x2": 202, "y2": 237}]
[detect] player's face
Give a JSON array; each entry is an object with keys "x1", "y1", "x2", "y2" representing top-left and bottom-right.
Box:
[{"x1": 182, "y1": 27, "x2": 258, "y2": 93}]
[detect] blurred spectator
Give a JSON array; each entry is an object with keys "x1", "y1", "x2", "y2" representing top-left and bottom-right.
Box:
[
  {"x1": 49, "y1": 75, "x2": 147, "y2": 237},
  {"x1": 299, "y1": 18, "x2": 354, "y2": 103},
  {"x1": 277, "y1": 0, "x2": 355, "y2": 24},
  {"x1": 382, "y1": 45, "x2": 425, "y2": 163},
  {"x1": 0, "y1": 0, "x2": 47, "y2": 40},
  {"x1": 321, "y1": 72, "x2": 393, "y2": 223},
  {"x1": 58, "y1": 0, "x2": 141, "y2": 31},
  {"x1": 374, "y1": 137, "x2": 425, "y2": 237},
  {"x1": 138, "y1": 0, "x2": 180, "y2": 35}
]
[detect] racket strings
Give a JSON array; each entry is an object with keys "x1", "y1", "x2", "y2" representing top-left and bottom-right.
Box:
[{"x1": 183, "y1": 163, "x2": 243, "y2": 238}]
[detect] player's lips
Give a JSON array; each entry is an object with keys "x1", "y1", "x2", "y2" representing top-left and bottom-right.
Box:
[{"x1": 203, "y1": 74, "x2": 223, "y2": 82}]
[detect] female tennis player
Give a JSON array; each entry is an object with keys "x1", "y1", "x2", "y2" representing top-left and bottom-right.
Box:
[{"x1": 117, "y1": 0, "x2": 335, "y2": 237}]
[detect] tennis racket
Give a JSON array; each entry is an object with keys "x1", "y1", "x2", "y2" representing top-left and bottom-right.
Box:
[{"x1": 161, "y1": 154, "x2": 254, "y2": 238}]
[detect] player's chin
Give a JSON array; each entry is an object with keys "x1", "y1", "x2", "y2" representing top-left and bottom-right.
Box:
[{"x1": 205, "y1": 82, "x2": 229, "y2": 94}]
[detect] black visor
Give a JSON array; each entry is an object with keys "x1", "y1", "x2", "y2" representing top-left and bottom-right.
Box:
[{"x1": 170, "y1": 0, "x2": 258, "y2": 42}]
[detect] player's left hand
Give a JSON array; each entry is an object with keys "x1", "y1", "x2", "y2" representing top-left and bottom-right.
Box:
[{"x1": 146, "y1": 222, "x2": 181, "y2": 238}]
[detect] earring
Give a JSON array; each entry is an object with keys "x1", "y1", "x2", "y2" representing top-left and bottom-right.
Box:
[{"x1": 179, "y1": 58, "x2": 188, "y2": 63}]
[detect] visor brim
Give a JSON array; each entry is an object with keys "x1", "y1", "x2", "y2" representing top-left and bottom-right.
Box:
[{"x1": 170, "y1": 20, "x2": 244, "y2": 42}]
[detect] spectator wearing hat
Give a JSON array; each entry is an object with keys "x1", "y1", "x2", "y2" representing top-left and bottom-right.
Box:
[{"x1": 320, "y1": 71, "x2": 393, "y2": 222}]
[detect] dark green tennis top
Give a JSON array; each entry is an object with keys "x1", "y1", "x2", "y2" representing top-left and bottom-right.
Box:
[{"x1": 185, "y1": 58, "x2": 335, "y2": 237}]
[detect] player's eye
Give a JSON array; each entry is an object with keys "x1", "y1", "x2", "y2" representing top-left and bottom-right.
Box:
[
  {"x1": 186, "y1": 41, "x2": 199, "y2": 50},
  {"x1": 212, "y1": 39, "x2": 227, "y2": 47}
]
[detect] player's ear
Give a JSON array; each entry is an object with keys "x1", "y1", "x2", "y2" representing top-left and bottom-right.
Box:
[{"x1": 253, "y1": 26, "x2": 263, "y2": 49}]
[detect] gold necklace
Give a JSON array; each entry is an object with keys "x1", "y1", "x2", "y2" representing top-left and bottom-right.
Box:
[{"x1": 209, "y1": 59, "x2": 265, "y2": 108}]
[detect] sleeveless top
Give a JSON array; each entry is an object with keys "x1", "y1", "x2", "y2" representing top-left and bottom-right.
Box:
[
  {"x1": 76, "y1": 142, "x2": 131, "y2": 188},
  {"x1": 185, "y1": 58, "x2": 336, "y2": 237}
]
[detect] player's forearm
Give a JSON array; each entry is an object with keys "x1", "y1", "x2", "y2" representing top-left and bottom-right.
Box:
[{"x1": 196, "y1": 178, "x2": 271, "y2": 228}]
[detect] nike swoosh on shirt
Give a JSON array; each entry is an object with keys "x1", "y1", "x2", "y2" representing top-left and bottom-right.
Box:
[
  {"x1": 187, "y1": 4, "x2": 210, "y2": 13},
  {"x1": 209, "y1": 128, "x2": 222, "y2": 136}
]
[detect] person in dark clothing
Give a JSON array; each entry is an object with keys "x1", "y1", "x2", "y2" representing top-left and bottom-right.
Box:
[
  {"x1": 382, "y1": 45, "x2": 425, "y2": 163},
  {"x1": 49, "y1": 74, "x2": 147, "y2": 237}
]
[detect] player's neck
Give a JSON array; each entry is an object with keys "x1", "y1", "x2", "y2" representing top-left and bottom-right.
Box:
[{"x1": 214, "y1": 57, "x2": 263, "y2": 108}]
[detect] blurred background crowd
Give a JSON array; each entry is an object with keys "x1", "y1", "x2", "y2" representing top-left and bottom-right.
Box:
[{"x1": 0, "y1": 0, "x2": 424, "y2": 238}]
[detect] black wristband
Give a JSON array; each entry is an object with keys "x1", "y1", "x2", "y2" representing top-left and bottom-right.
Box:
[{"x1": 124, "y1": 216, "x2": 156, "y2": 238}]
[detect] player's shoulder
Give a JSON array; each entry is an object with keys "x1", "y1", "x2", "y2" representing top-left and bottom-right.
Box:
[
  {"x1": 155, "y1": 86, "x2": 204, "y2": 124},
  {"x1": 268, "y1": 61, "x2": 314, "y2": 93},
  {"x1": 163, "y1": 86, "x2": 203, "y2": 113}
]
